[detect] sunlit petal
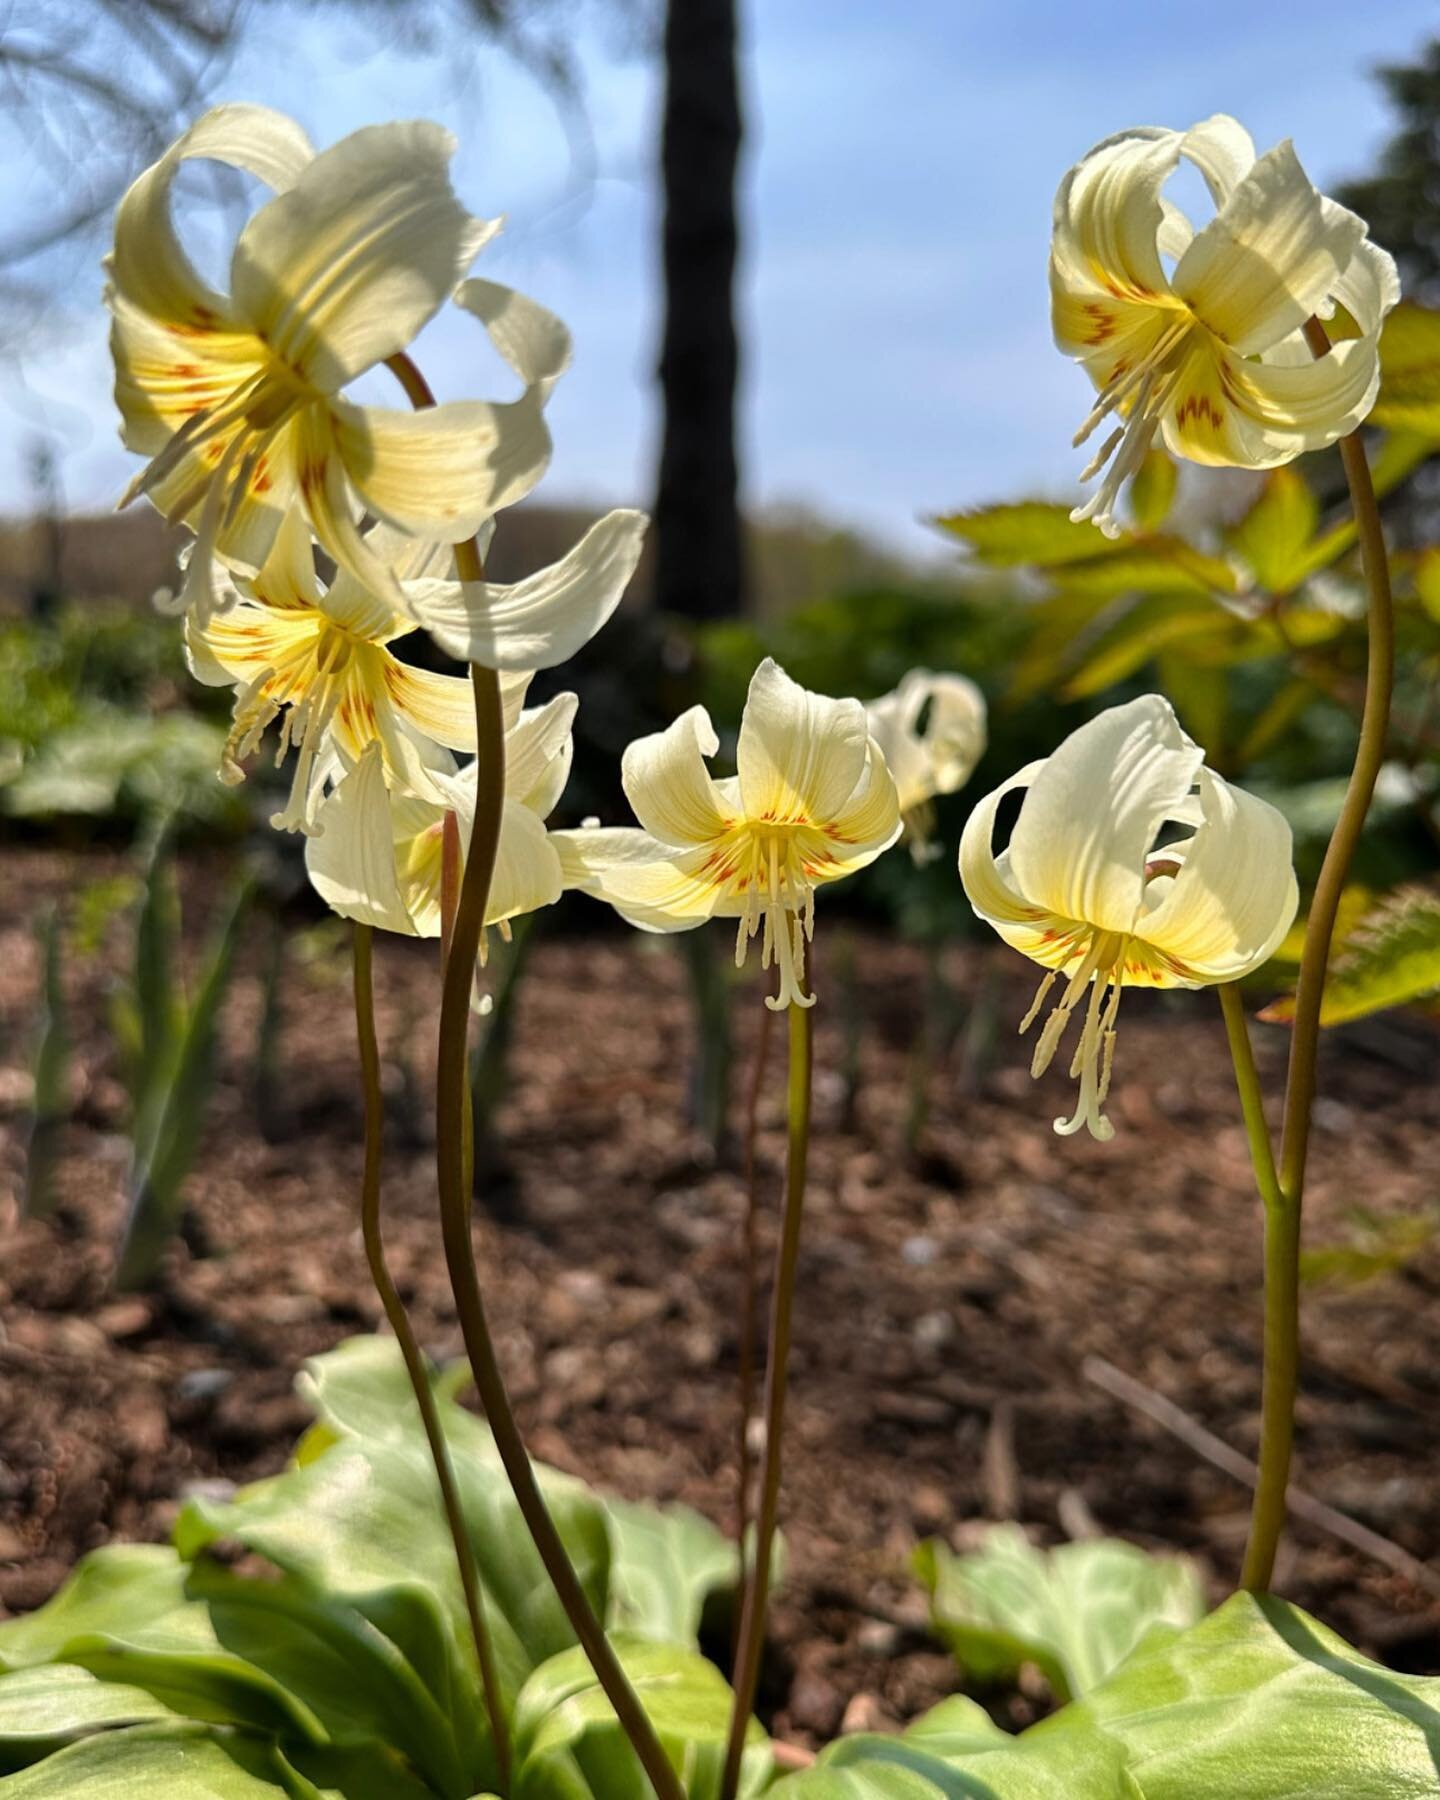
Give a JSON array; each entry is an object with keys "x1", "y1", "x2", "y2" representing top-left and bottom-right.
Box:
[
  {"x1": 1007, "y1": 696, "x2": 1201, "y2": 934},
  {"x1": 736, "y1": 657, "x2": 869, "y2": 825},
  {"x1": 622, "y1": 706, "x2": 734, "y2": 848},
  {"x1": 305, "y1": 745, "x2": 415, "y2": 934},
  {"x1": 231, "y1": 120, "x2": 495, "y2": 392}
]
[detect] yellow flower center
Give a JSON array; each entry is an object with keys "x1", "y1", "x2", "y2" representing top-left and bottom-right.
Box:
[{"x1": 710, "y1": 818, "x2": 831, "y2": 1011}]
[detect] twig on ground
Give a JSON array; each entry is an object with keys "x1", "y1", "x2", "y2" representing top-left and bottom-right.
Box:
[{"x1": 1084, "y1": 1355, "x2": 1440, "y2": 1600}]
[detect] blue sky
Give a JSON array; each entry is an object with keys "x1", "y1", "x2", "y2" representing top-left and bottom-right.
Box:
[{"x1": 0, "y1": 0, "x2": 1434, "y2": 554}]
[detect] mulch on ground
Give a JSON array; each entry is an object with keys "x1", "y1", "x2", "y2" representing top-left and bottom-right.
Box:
[{"x1": 2, "y1": 846, "x2": 1438, "y2": 1742}]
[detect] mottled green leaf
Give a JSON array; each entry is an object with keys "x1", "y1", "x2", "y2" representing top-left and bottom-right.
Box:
[{"x1": 914, "y1": 1528, "x2": 1203, "y2": 1702}]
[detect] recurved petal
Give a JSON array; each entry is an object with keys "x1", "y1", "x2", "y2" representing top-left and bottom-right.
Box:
[
  {"x1": 251, "y1": 503, "x2": 323, "y2": 611},
  {"x1": 506, "y1": 693, "x2": 578, "y2": 817},
  {"x1": 382, "y1": 660, "x2": 482, "y2": 753},
  {"x1": 958, "y1": 762, "x2": 1048, "y2": 928},
  {"x1": 487, "y1": 800, "x2": 565, "y2": 926},
  {"x1": 305, "y1": 745, "x2": 416, "y2": 934},
  {"x1": 109, "y1": 299, "x2": 270, "y2": 457},
  {"x1": 110, "y1": 103, "x2": 313, "y2": 328},
  {"x1": 1330, "y1": 237, "x2": 1401, "y2": 337},
  {"x1": 231, "y1": 120, "x2": 496, "y2": 392},
  {"x1": 1180, "y1": 114, "x2": 1257, "y2": 206},
  {"x1": 1139, "y1": 768, "x2": 1299, "y2": 980},
  {"x1": 397, "y1": 509, "x2": 648, "y2": 670},
  {"x1": 821, "y1": 744, "x2": 903, "y2": 873},
  {"x1": 736, "y1": 659, "x2": 869, "y2": 827},
  {"x1": 1007, "y1": 697, "x2": 1203, "y2": 935},
  {"x1": 331, "y1": 395, "x2": 552, "y2": 543},
  {"x1": 1172, "y1": 141, "x2": 1367, "y2": 357},
  {"x1": 455, "y1": 279, "x2": 573, "y2": 402},
  {"x1": 621, "y1": 707, "x2": 734, "y2": 848},
  {"x1": 555, "y1": 828, "x2": 722, "y2": 931},
  {"x1": 1051, "y1": 127, "x2": 1182, "y2": 302},
  {"x1": 1216, "y1": 333, "x2": 1383, "y2": 456}
]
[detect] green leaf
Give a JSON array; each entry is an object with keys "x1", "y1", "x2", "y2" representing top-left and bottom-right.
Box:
[
  {"x1": 24, "y1": 906, "x2": 69, "y2": 1221},
  {"x1": 116, "y1": 878, "x2": 252, "y2": 1290},
  {"x1": 1416, "y1": 547, "x2": 1440, "y2": 623},
  {"x1": 130, "y1": 830, "x2": 182, "y2": 1143},
  {"x1": 1264, "y1": 885, "x2": 1440, "y2": 1025},
  {"x1": 0, "y1": 1725, "x2": 324, "y2": 1798},
  {"x1": 509, "y1": 1636, "x2": 771, "y2": 1799},
  {"x1": 603, "y1": 1499, "x2": 740, "y2": 1648},
  {"x1": 777, "y1": 1595, "x2": 1440, "y2": 1798},
  {"x1": 0, "y1": 1665, "x2": 175, "y2": 1773},
  {"x1": 914, "y1": 1528, "x2": 1204, "y2": 1702},
  {"x1": 1372, "y1": 301, "x2": 1440, "y2": 436},
  {"x1": 1045, "y1": 541, "x2": 1236, "y2": 601},
  {"x1": 1127, "y1": 449, "x2": 1176, "y2": 531},
  {"x1": 1301, "y1": 1207, "x2": 1440, "y2": 1288},
  {"x1": 1060, "y1": 597, "x2": 1232, "y2": 701},
  {"x1": 1227, "y1": 467, "x2": 1320, "y2": 594},
  {"x1": 297, "y1": 1336, "x2": 743, "y2": 1653},
  {"x1": 175, "y1": 1397, "x2": 612, "y2": 1788},
  {"x1": 932, "y1": 503, "x2": 1121, "y2": 568},
  {"x1": 1024, "y1": 1591, "x2": 1440, "y2": 1796}
]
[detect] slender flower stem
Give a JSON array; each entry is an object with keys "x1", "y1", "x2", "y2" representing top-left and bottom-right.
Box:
[
  {"x1": 351, "y1": 923, "x2": 511, "y2": 1790},
  {"x1": 1237, "y1": 316, "x2": 1396, "y2": 1593},
  {"x1": 1219, "y1": 983, "x2": 1296, "y2": 1594},
  {"x1": 722, "y1": 993, "x2": 814, "y2": 1800},
  {"x1": 735, "y1": 995, "x2": 776, "y2": 1613},
  {"x1": 386, "y1": 351, "x2": 683, "y2": 1800}
]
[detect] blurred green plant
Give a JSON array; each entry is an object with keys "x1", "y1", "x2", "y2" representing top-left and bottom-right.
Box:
[
  {"x1": 0, "y1": 606, "x2": 243, "y2": 832},
  {"x1": 1301, "y1": 1205, "x2": 1440, "y2": 1288},
  {"x1": 23, "y1": 908, "x2": 70, "y2": 1222},
  {"x1": 112, "y1": 835, "x2": 253, "y2": 1289},
  {"x1": 913, "y1": 1527, "x2": 1205, "y2": 1705}
]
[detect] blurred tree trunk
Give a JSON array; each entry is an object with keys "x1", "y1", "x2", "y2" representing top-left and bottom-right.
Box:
[{"x1": 655, "y1": 0, "x2": 744, "y2": 622}]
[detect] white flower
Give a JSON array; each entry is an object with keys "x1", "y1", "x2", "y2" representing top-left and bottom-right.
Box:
[
  {"x1": 960, "y1": 695, "x2": 1298, "y2": 1140},
  {"x1": 866, "y1": 669, "x2": 986, "y2": 862},
  {"x1": 108, "y1": 106, "x2": 567, "y2": 619},
  {"x1": 187, "y1": 502, "x2": 647, "y2": 834},
  {"x1": 1052, "y1": 115, "x2": 1399, "y2": 535},
  {"x1": 305, "y1": 680, "x2": 575, "y2": 947},
  {"x1": 556, "y1": 659, "x2": 902, "y2": 1010}
]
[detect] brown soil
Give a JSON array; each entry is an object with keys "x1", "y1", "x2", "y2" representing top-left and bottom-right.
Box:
[{"x1": 2, "y1": 846, "x2": 1439, "y2": 1745}]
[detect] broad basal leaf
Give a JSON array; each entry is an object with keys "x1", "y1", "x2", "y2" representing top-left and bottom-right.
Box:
[
  {"x1": 0, "y1": 1723, "x2": 324, "y2": 1798},
  {"x1": 0, "y1": 1665, "x2": 175, "y2": 1773},
  {"x1": 914, "y1": 1527, "x2": 1204, "y2": 1702},
  {"x1": 509, "y1": 1636, "x2": 771, "y2": 1800}
]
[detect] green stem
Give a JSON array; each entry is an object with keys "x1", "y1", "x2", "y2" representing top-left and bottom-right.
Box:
[
  {"x1": 1219, "y1": 983, "x2": 1296, "y2": 1594},
  {"x1": 722, "y1": 996, "x2": 813, "y2": 1800},
  {"x1": 351, "y1": 923, "x2": 511, "y2": 1790},
  {"x1": 1239, "y1": 317, "x2": 1395, "y2": 1593},
  {"x1": 387, "y1": 351, "x2": 683, "y2": 1800},
  {"x1": 735, "y1": 995, "x2": 775, "y2": 1607}
]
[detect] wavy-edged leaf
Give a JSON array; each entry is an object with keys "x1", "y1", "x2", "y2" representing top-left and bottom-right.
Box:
[
  {"x1": 604, "y1": 1498, "x2": 740, "y2": 1647},
  {"x1": 914, "y1": 1528, "x2": 1204, "y2": 1703},
  {"x1": 1263, "y1": 884, "x2": 1440, "y2": 1025},
  {"x1": 932, "y1": 503, "x2": 1121, "y2": 568},
  {"x1": 0, "y1": 1665, "x2": 176, "y2": 1773},
  {"x1": 509, "y1": 1636, "x2": 771, "y2": 1799}
]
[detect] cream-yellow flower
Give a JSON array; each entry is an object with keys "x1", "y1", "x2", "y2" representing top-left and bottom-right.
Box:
[
  {"x1": 960, "y1": 696, "x2": 1297, "y2": 1140},
  {"x1": 305, "y1": 681, "x2": 576, "y2": 947},
  {"x1": 1052, "y1": 115, "x2": 1399, "y2": 535},
  {"x1": 557, "y1": 659, "x2": 901, "y2": 1009},
  {"x1": 188, "y1": 501, "x2": 647, "y2": 834},
  {"x1": 109, "y1": 105, "x2": 561, "y2": 619},
  {"x1": 865, "y1": 669, "x2": 986, "y2": 863}
]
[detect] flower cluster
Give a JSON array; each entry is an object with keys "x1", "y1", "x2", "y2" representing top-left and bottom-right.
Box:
[{"x1": 120, "y1": 103, "x2": 1362, "y2": 1116}]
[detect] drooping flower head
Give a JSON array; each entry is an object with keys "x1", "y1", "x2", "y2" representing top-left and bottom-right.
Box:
[
  {"x1": 1052, "y1": 115, "x2": 1399, "y2": 535},
  {"x1": 557, "y1": 659, "x2": 902, "y2": 1010},
  {"x1": 960, "y1": 696, "x2": 1297, "y2": 1141},
  {"x1": 187, "y1": 502, "x2": 647, "y2": 834},
  {"x1": 865, "y1": 669, "x2": 987, "y2": 863},
  {"x1": 108, "y1": 105, "x2": 565, "y2": 619},
  {"x1": 305, "y1": 677, "x2": 576, "y2": 953}
]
